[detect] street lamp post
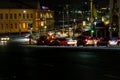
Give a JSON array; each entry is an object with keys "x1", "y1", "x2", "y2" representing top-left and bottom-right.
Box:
[
  {"x1": 62, "y1": 10, "x2": 65, "y2": 33},
  {"x1": 90, "y1": 0, "x2": 94, "y2": 37},
  {"x1": 66, "y1": 4, "x2": 70, "y2": 37}
]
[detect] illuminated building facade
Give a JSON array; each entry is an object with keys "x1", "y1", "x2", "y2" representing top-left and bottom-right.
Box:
[{"x1": 0, "y1": 6, "x2": 54, "y2": 34}]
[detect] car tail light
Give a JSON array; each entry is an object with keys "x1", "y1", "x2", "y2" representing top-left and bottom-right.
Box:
[
  {"x1": 117, "y1": 39, "x2": 120, "y2": 42},
  {"x1": 108, "y1": 40, "x2": 111, "y2": 42},
  {"x1": 84, "y1": 39, "x2": 88, "y2": 42}
]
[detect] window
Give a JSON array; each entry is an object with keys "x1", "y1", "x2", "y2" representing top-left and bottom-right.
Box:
[
  {"x1": 5, "y1": 14, "x2": 8, "y2": 19},
  {"x1": 46, "y1": 13, "x2": 49, "y2": 18},
  {"x1": 40, "y1": 14, "x2": 43, "y2": 18},
  {"x1": 15, "y1": 23, "x2": 17, "y2": 29},
  {"x1": 1, "y1": 24, "x2": 3, "y2": 29},
  {"x1": 6, "y1": 24, "x2": 8, "y2": 29},
  {"x1": 10, "y1": 24, "x2": 13, "y2": 29},
  {"x1": 18, "y1": 13, "x2": 21, "y2": 18},
  {"x1": 14, "y1": 14, "x2": 17, "y2": 19},
  {"x1": 49, "y1": 13, "x2": 53, "y2": 18},
  {"x1": 30, "y1": 13, "x2": 33, "y2": 18},
  {"x1": 0, "y1": 14, "x2": 3, "y2": 19},
  {"x1": 23, "y1": 13, "x2": 25, "y2": 19},
  {"x1": 10, "y1": 14, "x2": 13, "y2": 19},
  {"x1": 27, "y1": 14, "x2": 29, "y2": 19},
  {"x1": 23, "y1": 23, "x2": 25, "y2": 28}
]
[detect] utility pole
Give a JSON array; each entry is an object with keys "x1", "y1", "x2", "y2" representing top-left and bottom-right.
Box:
[
  {"x1": 66, "y1": 4, "x2": 70, "y2": 37},
  {"x1": 36, "y1": 0, "x2": 41, "y2": 36},
  {"x1": 90, "y1": 0, "x2": 94, "y2": 37},
  {"x1": 62, "y1": 7, "x2": 65, "y2": 34}
]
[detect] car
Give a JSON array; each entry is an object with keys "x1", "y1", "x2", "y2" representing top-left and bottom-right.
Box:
[
  {"x1": 66, "y1": 37, "x2": 77, "y2": 46},
  {"x1": 50, "y1": 37, "x2": 77, "y2": 46},
  {"x1": 36, "y1": 35, "x2": 54, "y2": 45},
  {"x1": 12, "y1": 37, "x2": 30, "y2": 44},
  {"x1": 0, "y1": 36, "x2": 10, "y2": 41},
  {"x1": 97, "y1": 37, "x2": 109, "y2": 46},
  {"x1": 55, "y1": 37, "x2": 68, "y2": 46},
  {"x1": 108, "y1": 37, "x2": 118, "y2": 46},
  {"x1": 85, "y1": 36, "x2": 95, "y2": 46},
  {"x1": 76, "y1": 36, "x2": 96, "y2": 46}
]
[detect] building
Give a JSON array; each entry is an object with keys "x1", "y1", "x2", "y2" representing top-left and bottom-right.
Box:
[
  {"x1": 0, "y1": 1, "x2": 54, "y2": 35},
  {"x1": 109, "y1": 0, "x2": 120, "y2": 37}
]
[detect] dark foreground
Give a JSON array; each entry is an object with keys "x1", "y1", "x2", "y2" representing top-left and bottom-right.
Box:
[{"x1": 0, "y1": 42, "x2": 120, "y2": 80}]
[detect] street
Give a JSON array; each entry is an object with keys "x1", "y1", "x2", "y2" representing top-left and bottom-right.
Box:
[{"x1": 0, "y1": 42, "x2": 120, "y2": 80}]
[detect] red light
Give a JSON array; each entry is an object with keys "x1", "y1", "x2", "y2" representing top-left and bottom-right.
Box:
[
  {"x1": 118, "y1": 39, "x2": 120, "y2": 42},
  {"x1": 108, "y1": 40, "x2": 111, "y2": 42},
  {"x1": 45, "y1": 7, "x2": 49, "y2": 10},
  {"x1": 36, "y1": 18, "x2": 41, "y2": 21},
  {"x1": 84, "y1": 39, "x2": 88, "y2": 42}
]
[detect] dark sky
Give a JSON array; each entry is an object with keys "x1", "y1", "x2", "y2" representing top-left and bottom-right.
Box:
[
  {"x1": 0, "y1": 0, "x2": 109, "y2": 9},
  {"x1": 41, "y1": 0, "x2": 109, "y2": 10}
]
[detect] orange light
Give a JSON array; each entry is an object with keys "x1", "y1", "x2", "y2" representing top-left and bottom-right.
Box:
[{"x1": 36, "y1": 18, "x2": 41, "y2": 21}]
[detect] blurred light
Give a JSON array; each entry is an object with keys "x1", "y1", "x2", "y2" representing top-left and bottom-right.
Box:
[
  {"x1": 102, "y1": 17, "x2": 105, "y2": 22},
  {"x1": 82, "y1": 21, "x2": 86, "y2": 28},
  {"x1": 41, "y1": 21, "x2": 44, "y2": 26},
  {"x1": 42, "y1": 6, "x2": 46, "y2": 10},
  {"x1": 44, "y1": 26, "x2": 47, "y2": 29},
  {"x1": 23, "y1": 10, "x2": 26, "y2": 13},
  {"x1": 104, "y1": 21, "x2": 109, "y2": 25},
  {"x1": 36, "y1": 18, "x2": 41, "y2": 21},
  {"x1": 42, "y1": 6, "x2": 49, "y2": 10}
]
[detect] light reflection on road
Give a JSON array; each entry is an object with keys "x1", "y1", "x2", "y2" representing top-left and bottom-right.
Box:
[{"x1": 0, "y1": 41, "x2": 8, "y2": 45}]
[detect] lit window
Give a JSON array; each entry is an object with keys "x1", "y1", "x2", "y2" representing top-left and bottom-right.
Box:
[
  {"x1": 23, "y1": 23, "x2": 25, "y2": 28},
  {"x1": 46, "y1": 13, "x2": 49, "y2": 18},
  {"x1": 49, "y1": 13, "x2": 53, "y2": 18}
]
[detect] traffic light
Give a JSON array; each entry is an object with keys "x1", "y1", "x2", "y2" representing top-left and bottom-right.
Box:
[{"x1": 91, "y1": 29, "x2": 94, "y2": 33}]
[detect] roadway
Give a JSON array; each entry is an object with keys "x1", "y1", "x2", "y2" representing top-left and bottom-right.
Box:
[{"x1": 0, "y1": 42, "x2": 120, "y2": 80}]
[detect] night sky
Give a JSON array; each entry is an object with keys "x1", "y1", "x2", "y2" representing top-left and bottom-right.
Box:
[
  {"x1": 0, "y1": 0, "x2": 109, "y2": 10},
  {"x1": 41, "y1": 0, "x2": 109, "y2": 8}
]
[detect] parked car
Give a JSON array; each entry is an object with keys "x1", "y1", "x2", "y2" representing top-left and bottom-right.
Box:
[
  {"x1": 36, "y1": 35, "x2": 54, "y2": 45},
  {"x1": 108, "y1": 37, "x2": 118, "y2": 46},
  {"x1": 50, "y1": 37, "x2": 77, "y2": 46},
  {"x1": 76, "y1": 36, "x2": 87, "y2": 46},
  {"x1": 97, "y1": 37, "x2": 109, "y2": 46},
  {"x1": 53, "y1": 37, "x2": 68, "y2": 46},
  {"x1": 77, "y1": 36, "x2": 97, "y2": 46},
  {"x1": 66, "y1": 37, "x2": 77, "y2": 46}
]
